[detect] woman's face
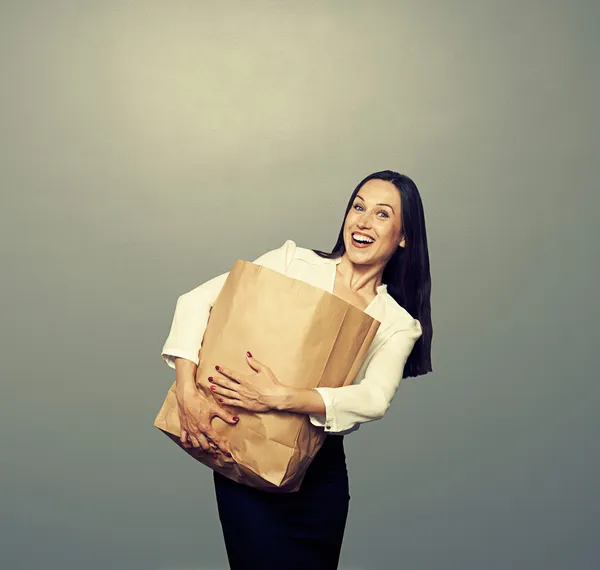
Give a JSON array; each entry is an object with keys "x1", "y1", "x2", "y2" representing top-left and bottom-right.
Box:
[{"x1": 343, "y1": 178, "x2": 404, "y2": 266}]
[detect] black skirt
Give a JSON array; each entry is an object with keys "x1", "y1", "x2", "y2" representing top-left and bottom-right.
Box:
[{"x1": 213, "y1": 434, "x2": 350, "y2": 570}]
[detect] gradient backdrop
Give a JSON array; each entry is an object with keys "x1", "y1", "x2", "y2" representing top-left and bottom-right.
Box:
[{"x1": 2, "y1": 1, "x2": 598, "y2": 569}]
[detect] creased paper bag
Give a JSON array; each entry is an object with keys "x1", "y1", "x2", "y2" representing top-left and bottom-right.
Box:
[{"x1": 154, "y1": 260, "x2": 380, "y2": 492}]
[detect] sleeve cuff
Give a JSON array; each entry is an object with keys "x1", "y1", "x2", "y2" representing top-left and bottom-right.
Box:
[
  {"x1": 161, "y1": 348, "x2": 200, "y2": 369},
  {"x1": 309, "y1": 387, "x2": 337, "y2": 433}
]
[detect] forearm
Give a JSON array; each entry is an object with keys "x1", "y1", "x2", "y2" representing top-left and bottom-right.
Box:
[
  {"x1": 274, "y1": 386, "x2": 326, "y2": 415},
  {"x1": 174, "y1": 357, "x2": 199, "y2": 399}
]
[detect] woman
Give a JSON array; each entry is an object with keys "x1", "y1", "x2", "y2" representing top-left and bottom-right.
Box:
[{"x1": 160, "y1": 170, "x2": 433, "y2": 569}]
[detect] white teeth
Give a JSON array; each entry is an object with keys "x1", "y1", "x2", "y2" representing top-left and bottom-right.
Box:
[{"x1": 352, "y1": 233, "x2": 374, "y2": 244}]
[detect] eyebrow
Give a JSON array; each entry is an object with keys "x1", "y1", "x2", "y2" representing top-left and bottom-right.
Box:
[{"x1": 355, "y1": 194, "x2": 395, "y2": 214}]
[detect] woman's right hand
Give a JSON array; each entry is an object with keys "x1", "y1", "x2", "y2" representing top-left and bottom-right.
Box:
[{"x1": 176, "y1": 384, "x2": 239, "y2": 457}]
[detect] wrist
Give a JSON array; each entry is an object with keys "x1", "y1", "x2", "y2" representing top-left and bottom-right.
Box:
[
  {"x1": 176, "y1": 381, "x2": 200, "y2": 402},
  {"x1": 272, "y1": 386, "x2": 298, "y2": 412}
]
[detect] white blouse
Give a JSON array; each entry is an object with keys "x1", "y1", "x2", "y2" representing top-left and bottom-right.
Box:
[{"x1": 161, "y1": 239, "x2": 423, "y2": 436}]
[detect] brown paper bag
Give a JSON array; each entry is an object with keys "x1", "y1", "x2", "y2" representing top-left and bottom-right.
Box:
[{"x1": 154, "y1": 260, "x2": 380, "y2": 492}]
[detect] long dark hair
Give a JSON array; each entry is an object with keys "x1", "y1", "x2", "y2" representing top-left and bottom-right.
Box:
[{"x1": 312, "y1": 170, "x2": 433, "y2": 378}]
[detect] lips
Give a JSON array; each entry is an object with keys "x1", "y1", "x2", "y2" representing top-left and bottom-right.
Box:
[
  {"x1": 351, "y1": 232, "x2": 375, "y2": 248},
  {"x1": 352, "y1": 231, "x2": 375, "y2": 242}
]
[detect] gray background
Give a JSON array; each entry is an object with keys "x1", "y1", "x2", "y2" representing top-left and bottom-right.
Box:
[{"x1": 2, "y1": 1, "x2": 598, "y2": 569}]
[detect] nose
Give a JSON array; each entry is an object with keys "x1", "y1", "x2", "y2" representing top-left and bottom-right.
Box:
[{"x1": 357, "y1": 212, "x2": 373, "y2": 229}]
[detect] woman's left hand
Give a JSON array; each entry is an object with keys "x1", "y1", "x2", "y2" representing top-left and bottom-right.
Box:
[{"x1": 207, "y1": 352, "x2": 289, "y2": 413}]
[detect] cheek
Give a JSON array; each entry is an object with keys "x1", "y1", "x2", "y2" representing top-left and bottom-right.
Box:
[{"x1": 377, "y1": 224, "x2": 399, "y2": 243}]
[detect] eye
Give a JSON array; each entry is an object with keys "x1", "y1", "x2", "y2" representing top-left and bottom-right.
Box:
[{"x1": 353, "y1": 204, "x2": 389, "y2": 218}]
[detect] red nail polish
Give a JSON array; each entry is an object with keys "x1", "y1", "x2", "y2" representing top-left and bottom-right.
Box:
[
  {"x1": 219, "y1": 398, "x2": 224, "y2": 402},
  {"x1": 215, "y1": 365, "x2": 220, "y2": 371},
  {"x1": 210, "y1": 386, "x2": 216, "y2": 391},
  {"x1": 208, "y1": 376, "x2": 213, "y2": 381},
  {"x1": 246, "y1": 351, "x2": 252, "y2": 357},
  {"x1": 233, "y1": 417, "x2": 239, "y2": 422}
]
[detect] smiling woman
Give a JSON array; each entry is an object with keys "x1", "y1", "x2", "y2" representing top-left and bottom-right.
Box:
[
  {"x1": 345, "y1": 179, "x2": 405, "y2": 270},
  {"x1": 160, "y1": 169, "x2": 433, "y2": 569}
]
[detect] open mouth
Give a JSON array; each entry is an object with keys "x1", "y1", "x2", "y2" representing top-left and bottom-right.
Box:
[{"x1": 351, "y1": 232, "x2": 375, "y2": 248}]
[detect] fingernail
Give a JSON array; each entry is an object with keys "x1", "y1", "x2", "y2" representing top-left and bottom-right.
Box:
[
  {"x1": 225, "y1": 452, "x2": 232, "y2": 457},
  {"x1": 215, "y1": 365, "x2": 220, "y2": 371},
  {"x1": 210, "y1": 385, "x2": 216, "y2": 391},
  {"x1": 246, "y1": 351, "x2": 252, "y2": 357},
  {"x1": 219, "y1": 398, "x2": 224, "y2": 402},
  {"x1": 211, "y1": 453, "x2": 218, "y2": 459},
  {"x1": 208, "y1": 376, "x2": 213, "y2": 381},
  {"x1": 233, "y1": 417, "x2": 239, "y2": 422}
]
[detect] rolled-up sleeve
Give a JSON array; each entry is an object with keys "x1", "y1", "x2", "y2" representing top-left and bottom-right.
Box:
[
  {"x1": 161, "y1": 239, "x2": 297, "y2": 369},
  {"x1": 309, "y1": 319, "x2": 423, "y2": 433}
]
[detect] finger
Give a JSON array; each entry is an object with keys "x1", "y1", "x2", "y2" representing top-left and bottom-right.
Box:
[
  {"x1": 207, "y1": 434, "x2": 232, "y2": 457},
  {"x1": 190, "y1": 430, "x2": 210, "y2": 452},
  {"x1": 210, "y1": 375, "x2": 240, "y2": 391},
  {"x1": 180, "y1": 429, "x2": 189, "y2": 446},
  {"x1": 188, "y1": 433, "x2": 202, "y2": 449},
  {"x1": 213, "y1": 407, "x2": 241, "y2": 426},
  {"x1": 213, "y1": 441, "x2": 232, "y2": 458},
  {"x1": 205, "y1": 433, "x2": 221, "y2": 449},
  {"x1": 200, "y1": 435, "x2": 219, "y2": 459},
  {"x1": 200, "y1": 423, "x2": 221, "y2": 446},
  {"x1": 216, "y1": 395, "x2": 245, "y2": 408},
  {"x1": 245, "y1": 352, "x2": 262, "y2": 371},
  {"x1": 182, "y1": 430, "x2": 194, "y2": 450},
  {"x1": 195, "y1": 433, "x2": 212, "y2": 453},
  {"x1": 210, "y1": 384, "x2": 241, "y2": 400},
  {"x1": 214, "y1": 365, "x2": 243, "y2": 383}
]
